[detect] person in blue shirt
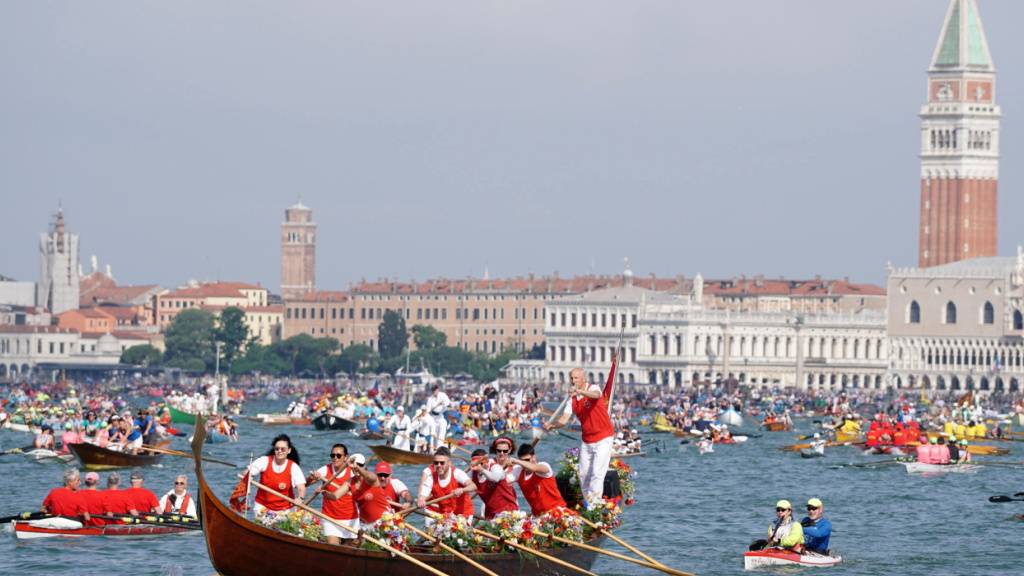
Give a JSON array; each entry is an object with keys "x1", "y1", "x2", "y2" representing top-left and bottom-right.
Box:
[{"x1": 800, "y1": 498, "x2": 832, "y2": 554}]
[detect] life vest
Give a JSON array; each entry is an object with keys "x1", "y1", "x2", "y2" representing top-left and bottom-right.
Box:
[
  {"x1": 163, "y1": 493, "x2": 192, "y2": 515},
  {"x1": 382, "y1": 480, "x2": 402, "y2": 511},
  {"x1": 321, "y1": 465, "x2": 358, "y2": 520},
  {"x1": 518, "y1": 470, "x2": 566, "y2": 516},
  {"x1": 475, "y1": 459, "x2": 518, "y2": 519},
  {"x1": 572, "y1": 394, "x2": 614, "y2": 444},
  {"x1": 254, "y1": 459, "x2": 297, "y2": 512},
  {"x1": 428, "y1": 466, "x2": 459, "y2": 515}
]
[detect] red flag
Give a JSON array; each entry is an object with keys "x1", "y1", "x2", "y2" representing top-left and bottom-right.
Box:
[{"x1": 229, "y1": 471, "x2": 250, "y2": 512}]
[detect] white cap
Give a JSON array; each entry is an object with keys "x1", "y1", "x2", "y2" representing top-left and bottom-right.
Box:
[
  {"x1": 396, "y1": 406, "x2": 404, "y2": 412},
  {"x1": 351, "y1": 453, "x2": 366, "y2": 465}
]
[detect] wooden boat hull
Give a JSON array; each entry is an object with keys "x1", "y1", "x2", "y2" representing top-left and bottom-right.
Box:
[
  {"x1": 313, "y1": 414, "x2": 359, "y2": 431},
  {"x1": 69, "y1": 442, "x2": 165, "y2": 470},
  {"x1": 359, "y1": 431, "x2": 387, "y2": 441},
  {"x1": 167, "y1": 405, "x2": 203, "y2": 425},
  {"x1": 192, "y1": 418, "x2": 604, "y2": 576},
  {"x1": 369, "y1": 444, "x2": 434, "y2": 465},
  {"x1": 762, "y1": 422, "x2": 791, "y2": 432},
  {"x1": 14, "y1": 521, "x2": 192, "y2": 540}
]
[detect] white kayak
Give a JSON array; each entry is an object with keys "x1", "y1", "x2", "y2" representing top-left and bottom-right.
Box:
[
  {"x1": 744, "y1": 548, "x2": 842, "y2": 570},
  {"x1": 902, "y1": 461, "x2": 979, "y2": 474}
]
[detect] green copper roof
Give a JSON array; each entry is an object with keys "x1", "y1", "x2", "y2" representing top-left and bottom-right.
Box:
[{"x1": 932, "y1": 0, "x2": 993, "y2": 70}]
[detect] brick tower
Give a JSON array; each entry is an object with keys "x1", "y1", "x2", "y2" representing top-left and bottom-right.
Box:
[
  {"x1": 919, "y1": 0, "x2": 1000, "y2": 268},
  {"x1": 280, "y1": 202, "x2": 316, "y2": 299}
]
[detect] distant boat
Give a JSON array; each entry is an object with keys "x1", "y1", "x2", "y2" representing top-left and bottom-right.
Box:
[{"x1": 720, "y1": 408, "x2": 743, "y2": 428}]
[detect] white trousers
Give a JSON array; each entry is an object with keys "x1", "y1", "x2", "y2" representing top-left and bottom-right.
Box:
[
  {"x1": 392, "y1": 430, "x2": 411, "y2": 451},
  {"x1": 578, "y1": 435, "x2": 614, "y2": 502},
  {"x1": 431, "y1": 416, "x2": 448, "y2": 448}
]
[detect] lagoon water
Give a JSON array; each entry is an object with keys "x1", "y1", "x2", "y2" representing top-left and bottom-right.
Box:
[{"x1": 2, "y1": 399, "x2": 1020, "y2": 576}]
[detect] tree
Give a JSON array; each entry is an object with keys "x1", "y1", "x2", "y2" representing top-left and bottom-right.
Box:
[
  {"x1": 426, "y1": 345, "x2": 474, "y2": 376},
  {"x1": 216, "y1": 306, "x2": 249, "y2": 369},
  {"x1": 468, "y1": 349, "x2": 520, "y2": 382},
  {"x1": 274, "y1": 334, "x2": 340, "y2": 376},
  {"x1": 378, "y1": 310, "x2": 408, "y2": 360},
  {"x1": 412, "y1": 325, "x2": 447, "y2": 351},
  {"x1": 164, "y1": 309, "x2": 217, "y2": 372},
  {"x1": 120, "y1": 344, "x2": 162, "y2": 367},
  {"x1": 527, "y1": 342, "x2": 546, "y2": 360},
  {"x1": 330, "y1": 343, "x2": 378, "y2": 375},
  {"x1": 232, "y1": 343, "x2": 289, "y2": 375}
]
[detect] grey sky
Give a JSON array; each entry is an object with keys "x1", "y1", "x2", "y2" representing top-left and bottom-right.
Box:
[{"x1": 2, "y1": 1, "x2": 1021, "y2": 291}]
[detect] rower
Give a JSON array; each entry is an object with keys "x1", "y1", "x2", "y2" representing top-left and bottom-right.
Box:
[
  {"x1": 425, "y1": 385, "x2": 452, "y2": 452},
  {"x1": 810, "y1": 433, "x2": 826, "y2": 456},
  {"x1": 309, "y1": 444, "x2": 359, "y2": 544},
  {"x1": 799, "y1": 498, "x2": 831, "y2": 554},
  {"x1": 947, "y1": 436, "x2": 961, "y2": 463},
  {"x1": 545, "y1": 349, "x2": 618, "y2": 505},
  {"x1": 125, "y1": 471, "x2": 160, "y2": 516},
  {"x1": 374, "y1": 462, "x2": 412, "y2": 512},
  {"x1": 249, "y1": 434, "x2": 306, "y2": 514},
  {"x1": 159, "y1": 475, "x2": 197, "y2": 517},
  {"x1": 386, "y1": 406, "x2": 412, "y2": 451},
  {"x1": 470, "y1": 436, "x2": 518, "y2": 519},
  {"x1": 348, "y1": 454, "x2": 391, "y2": 528},
  {"x1": 78, "y1": 471, "x2": 106, "y2": 525},
  {"x1": 508, "y1": 443, "x2": 566, "y2": 517},
  {"x1": 766, "y1": 500, "x2": 804, "y2": 552},
  {"x1": 956, "y1": 439, "x2": 971, "y2": 464},
  {"x1": 101, "y1": 472, "x2": 132, "y2": 515},
  {"x1": 34, "y1": 426, "x2": 56, "y2": 450},
  {"x1": 41, "y1": 468, "x2": 90, "y2": 525},
  {"x1": 416, "y1": 446, "x2": 477, "y2": 526}
]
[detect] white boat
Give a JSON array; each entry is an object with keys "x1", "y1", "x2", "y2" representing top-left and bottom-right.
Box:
[
  {"x1": 903, "y1": 461, "x2": 979, "y2": 474},
  {"x1": 24, "y1": 449, "x2": 75, "y2": 463},
  {"x1": 721, "y1": 408, "x2": 744, "y2": 428},
  {"x1": 744, "y1": 548, "x2": 842, "y2": 570}
]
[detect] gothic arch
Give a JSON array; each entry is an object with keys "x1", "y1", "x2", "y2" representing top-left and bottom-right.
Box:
[
  {"x1": 982, "y1": 301, "x2": 995, "y2": 325},
  {"x1": 945, "y1": 302, "x2": 957, "y2": 324},
  {"x1": 909, "y1": 301, "x2": 921, "y2": 324}
]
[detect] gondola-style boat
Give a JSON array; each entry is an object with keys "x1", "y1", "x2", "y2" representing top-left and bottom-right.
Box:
[
  {"x1": 167, "y1": 404, "x2": 208, "y2": 425},
  {"x1": 69, "y1": 441, "x2": 169, "y2": 470},
  {"x1": 359, "y1": 430, "x2": 387, "y2": 441},
  {"x1": 312, "y1": 413, "x2": 359, "y2": 431},
  {"x1": 368, "y1": 444, "x2": 434, "y2": 465},
  {"x1": 13, "y1": 521, "x2": 193, "y2": 540},
  {"x1": 191, "y1": 417, "x2": 606, "y2": 576}
]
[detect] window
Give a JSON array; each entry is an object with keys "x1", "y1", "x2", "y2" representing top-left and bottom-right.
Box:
[
  {"x1": 983, "y1": 301, "x2": 995, "y2": 325},
  {"x1": 1014, "y1": 310, "x2": 1023, "y2": 330},
  {"x1": 909, "y1": 301, "x2": 921, "y2": 324},
  {"x1": 945, "y1": 301, "x2": 957, "y2": 324}
]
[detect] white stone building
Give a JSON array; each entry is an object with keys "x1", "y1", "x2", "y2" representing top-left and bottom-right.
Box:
[
  {"x1": 37, "y1": 209, "x2": 80, "y2": 314},
  {"x1": 0, "y1": 325, "x2": 145, "y2": 380},
  {"x1": 887, "y1": 251, "x2": 1024, "y2": 393}
]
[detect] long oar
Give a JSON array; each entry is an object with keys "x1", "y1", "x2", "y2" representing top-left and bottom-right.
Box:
[
  {"x1": 250, "y1": 479, "x2": 450, "y2": 576},
  {"x1": 402, "y1": 522, "x2": 500, "y2": 576},
  {"x1": 141, "y1": 444, "x2": 237, "y2": 468},
  {"x1": 577, "y1": 515, "x2": 665, "y2": 569},
  {"x1": 415, "y1": 509, "x2": 596, "y2": 576},
  {"x1": 398, "y1": 491, "x2": 463, "y2": 517},
  {"x1": 988, "y1": 494, "x2": 1024, "y2": 503},
  {"x1": 530, "y1": 525, "x2": 695, "y2": 576},
  {"x1": 0, "y1": 511, "x2": 51, "y2": 524},
  {"x1": 533, "y1": 395, "x2": 573, "y2": 448}
]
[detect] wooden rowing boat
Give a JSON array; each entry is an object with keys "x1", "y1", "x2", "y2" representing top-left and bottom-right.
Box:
[
  {"x1": 368, "y1": 444, "x2": 434, "y2": 465},
  {"x1": 167, "y1": 405, "x2": 208, "y2": 425},
  {"x1": 312, "y1": 413, "x2": 359, "y2": 431},
  {"x1": 762, "y1": 421, "x2": 791, "y2": 432},
  {"x1": 68, "y1": 441, "x2": 169, "y2": 470},
  {"x1": 13, "y1": 521, "x2": 193, "y2": 540},
  {"x1": 191, "y1": 417, "x2": 605, "y2": 576},
  {"x1": 359, "y1": 431, "x2": 387, "y2": 441}
]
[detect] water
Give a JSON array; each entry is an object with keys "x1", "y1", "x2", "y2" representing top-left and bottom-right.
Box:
[{"x1": 2, "y1": 401, "x2": 1021, "y2": 576}]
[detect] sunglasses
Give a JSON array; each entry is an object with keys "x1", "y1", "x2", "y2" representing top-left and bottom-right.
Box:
[
  {"x1": 776, "y1": 507, "x2": 789, "y2": 512},
  {"x1": 330, "y1": 453, "x2": 346, "y2": 458},
  {"x1": 807, "y1": 506, "x2": 820, "y2": 511},
  {"x1": 274, "y1": 446, "x2": 289, "y2": 452},
  {"x1": 175, "y1": 481, "x2": 186, "y2": 485},
  {"x1": 433, "y1": 461, "x2": 447, "y2": 466},
  {"x1": 495, "y1": 449, "x2": 510, "y2": 454}
]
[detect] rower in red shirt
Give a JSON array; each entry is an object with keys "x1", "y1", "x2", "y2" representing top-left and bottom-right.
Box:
[
  {"x1": 373, "y1": 462, "x2": 412, "y2": 512},
  {"x1": 546, "y1": 350, "x2": 618, "y2": 502},
  {"x1": 508, "y1": 443, "x2": 566, "y2": 516},
  {"x1": 124, "y1": 471, "x2": 160, "y2": 515},
  {"x1": 470, "y1": 436, "x2": 518, "y2": 519},
  {"x1": 308, "y1": 444, "x2": 359, "y2": 544},
  {"x1": 348, "y1": 456, "x2": 390, "y2": 527},
  {"x1": 77, "y1": 472, "x2": 108, "y2": 525},
  {"x1": 416, "y1": 447, "x2": 477, "y2": 526},
  {"x1": 101, "y1": 472, "x2": 133, "y2": 515},
  {"x1": 42, "y1": 468, "x2": 90, "y2": 524}
]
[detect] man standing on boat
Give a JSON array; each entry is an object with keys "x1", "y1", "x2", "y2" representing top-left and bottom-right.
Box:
[
  {"x1": 425, "y1": 385, "x2": 452, "y2": 452},
  {"x1": 545, "y1": 350, "x2": 618, "y2": 504},
  {"x1": 385, "y1": 406, "x2": 412, "y2": 451}
]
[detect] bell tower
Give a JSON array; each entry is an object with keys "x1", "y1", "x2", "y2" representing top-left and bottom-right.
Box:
[
  {"x1": 919, "y1": 0, "x2": 1000, "y2": 268},
  {"x1": 280, "y1": 202, "x2": 316, "y2": 299}
]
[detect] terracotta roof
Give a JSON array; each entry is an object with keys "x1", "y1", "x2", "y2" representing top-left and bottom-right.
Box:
[
  {"x1": 80, "y1": 284, "x2": 160, "y2": 307},
  {"x1": 59, "y1": 308, "x2": 114, "y2": 320},
  {"x1": 285, "y1": 291, "x2": 349, "y2": 303},
  {"x1": 164, "y1": 282, "x2": 264, "y2": 299},
  {"x1": 351, "y1": 275, "x2": 681, "y2": 296},
  {"x1": 96, "y1": 306, "x2": 144, "y2": 320},
  {"x1": 0, "y1": 325, "x2": 79, "y2": 335},
  {"x1": 703, "y1": 277, "x2": 885, "y2": 297}
]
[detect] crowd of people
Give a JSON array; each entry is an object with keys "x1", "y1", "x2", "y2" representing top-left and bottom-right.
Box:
[{"x1": 39, "y1": 468, "x2": 193, "y2": 529}]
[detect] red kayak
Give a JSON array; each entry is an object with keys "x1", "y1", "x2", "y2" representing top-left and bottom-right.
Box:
[{"x1": 14, "y1": 521, "x2": 193, "y2": 540}]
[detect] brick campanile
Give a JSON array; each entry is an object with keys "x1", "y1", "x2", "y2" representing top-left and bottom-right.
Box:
[
  {"x1": 919, "y1": 0, "x2": 1000, "y2": 268},
  {"x1": 280, "y1": 202, "x2": 316, "y2": 299}
]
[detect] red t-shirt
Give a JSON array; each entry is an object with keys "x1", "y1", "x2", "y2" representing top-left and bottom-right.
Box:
[
  {"x1": 101, "y1": 488, "x2": 134, "y2": 515},
  {"x1": 353, "y1": 481, "x2": 390, "y2": 524},
  {"x1": 77, "y1": 489, "x2": 108, "y2": 525},
  {"x1": 42, "y1": 487, "x2": 87, "y2": 517},
  {"x1": 124, "y1": 487, "x2": 160, "y2": 514}
]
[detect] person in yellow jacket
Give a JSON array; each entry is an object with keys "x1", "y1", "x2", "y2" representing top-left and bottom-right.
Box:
[
  {"x1": 767, "y1": 500, "x2": 805, "y2": 551},
  {"x1": 968, "y1": 421, "x2": 987, "y2": 439},
  {"x1": 954, "y1": 421, "x2": 968, "y2": 440}
]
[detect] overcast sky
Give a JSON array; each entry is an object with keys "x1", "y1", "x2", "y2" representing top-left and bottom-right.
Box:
[{"x1": 2, "y1": 1, "x2": 1022, "y2": 291}]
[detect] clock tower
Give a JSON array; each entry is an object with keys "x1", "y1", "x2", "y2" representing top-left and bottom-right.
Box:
[{"x1": 919, "y1": 0, "x2": 1000, "y2": 268}]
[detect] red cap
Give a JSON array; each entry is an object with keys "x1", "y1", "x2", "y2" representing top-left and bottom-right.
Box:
[{"x1": 375, "y1": 462, "x2": 393, "y2": 474}]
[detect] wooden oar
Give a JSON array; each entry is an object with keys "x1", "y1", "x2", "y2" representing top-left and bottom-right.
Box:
[
  {"x1": 530, "y1": 525, "x2": 695, "y2": 576},
  {"x1": 533, "y1": 395, "x2": 573, "y2": 448},
  {"x1": 415, "y1": 509, "x2": 596, "y2": 576},
  {"x1": 398, "y1": 491, "x2": 463, "y2": 517},
  {"x1": 141, "y1": 444, "x2": 238, "y2": 467},
  {"x1": 402, "y1": 522, "x2": 500, "y2": 576},
  {"x1": 250, "y1": 479, "x2": 451, "y2": 576},
  {"x1": 577, "y1": 515, "x2": 665, "y2": 569}
]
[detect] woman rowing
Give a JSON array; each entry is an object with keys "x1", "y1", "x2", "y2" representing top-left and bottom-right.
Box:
[{"x1": 248, "y1": 434, "x2": 306, "y2": 514}]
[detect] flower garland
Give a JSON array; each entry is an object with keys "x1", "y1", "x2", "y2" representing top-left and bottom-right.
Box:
[
  {"x1": 478, "y1": 510, "x2": 534, "y2": 552},
  {"x1": 610, "y1": 458, "x2": 637, "y2": 505},
  {"x1": 362, "y1": 511, "x2": 414, "y2": 552},
  {"x1": 579, "y1": 495, "x2": 623, "y2": 533},
  {"x1": 534, "y1": 507, "x2": 584, "y2": 546},
  {"x1": 554, "y1": 447, "x2": 583, "y2": 505},
  {"x1": 426, "y1": 512, "x2": 484, "y2": 551},
  {"x1": 255, "y1": 508, "x2": 323, "y2": 541}
]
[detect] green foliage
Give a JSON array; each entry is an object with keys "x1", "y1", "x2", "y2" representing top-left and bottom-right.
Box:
[
  {"x1": 329, "y1": 343, "x2": 378, "y2": 375},
  {"x1": 527, "y1": 342, "x2": 546, "y2": 360},
  {"x1": 120, "y1": 344, "x2": 163, "y2": 367},
  {"x1": 231, "y1": 343, "x2": 290, "y2": 375},
  {"x1": 216, "y1": 306, "x2": 249, "y2": 367},
  {"x1": 411, "y1": 324, "x2": 447, "y2": 351},
  {"x1": 468, "y1": 349, "x2": 520, "y2": 382},
  {"x1": 377, "y1": 310, "x2": 408, "y2": 360},
  {"x1": 164, "y1": 309, "x2": 217, "y2": 371},
  {"x1": 275, "y1": 334, "x2": 340, "y2": 376}
]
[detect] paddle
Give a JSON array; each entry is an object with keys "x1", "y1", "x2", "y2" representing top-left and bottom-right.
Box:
[
  {"x1": 250, "y1": 479, "x2": 451, "y2": 576},
  {"x1": 401, "y1": 521, "x2": 501, "y2": 576},
  {"x1": 0, "y1": 511, "x2": 51, "y2": 525},
  {"x1": 141, "y1": 444, "x2": 237, "y2": 468},
  {"x1": 533, "y1": 395, "x2": 573, "y2": 448},
  {"x1": 988, "y1": 495, "x2": 1024, "y2": 503},
  {"x1": 529, "y1": 524, "x2": 695, "y2": 576},
  {"x1": 414, "y1": 509, "x2": 597, "y2": 576},
  {"x1": 398, "y1": 491, "x2": 464, "y2": 517}
]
